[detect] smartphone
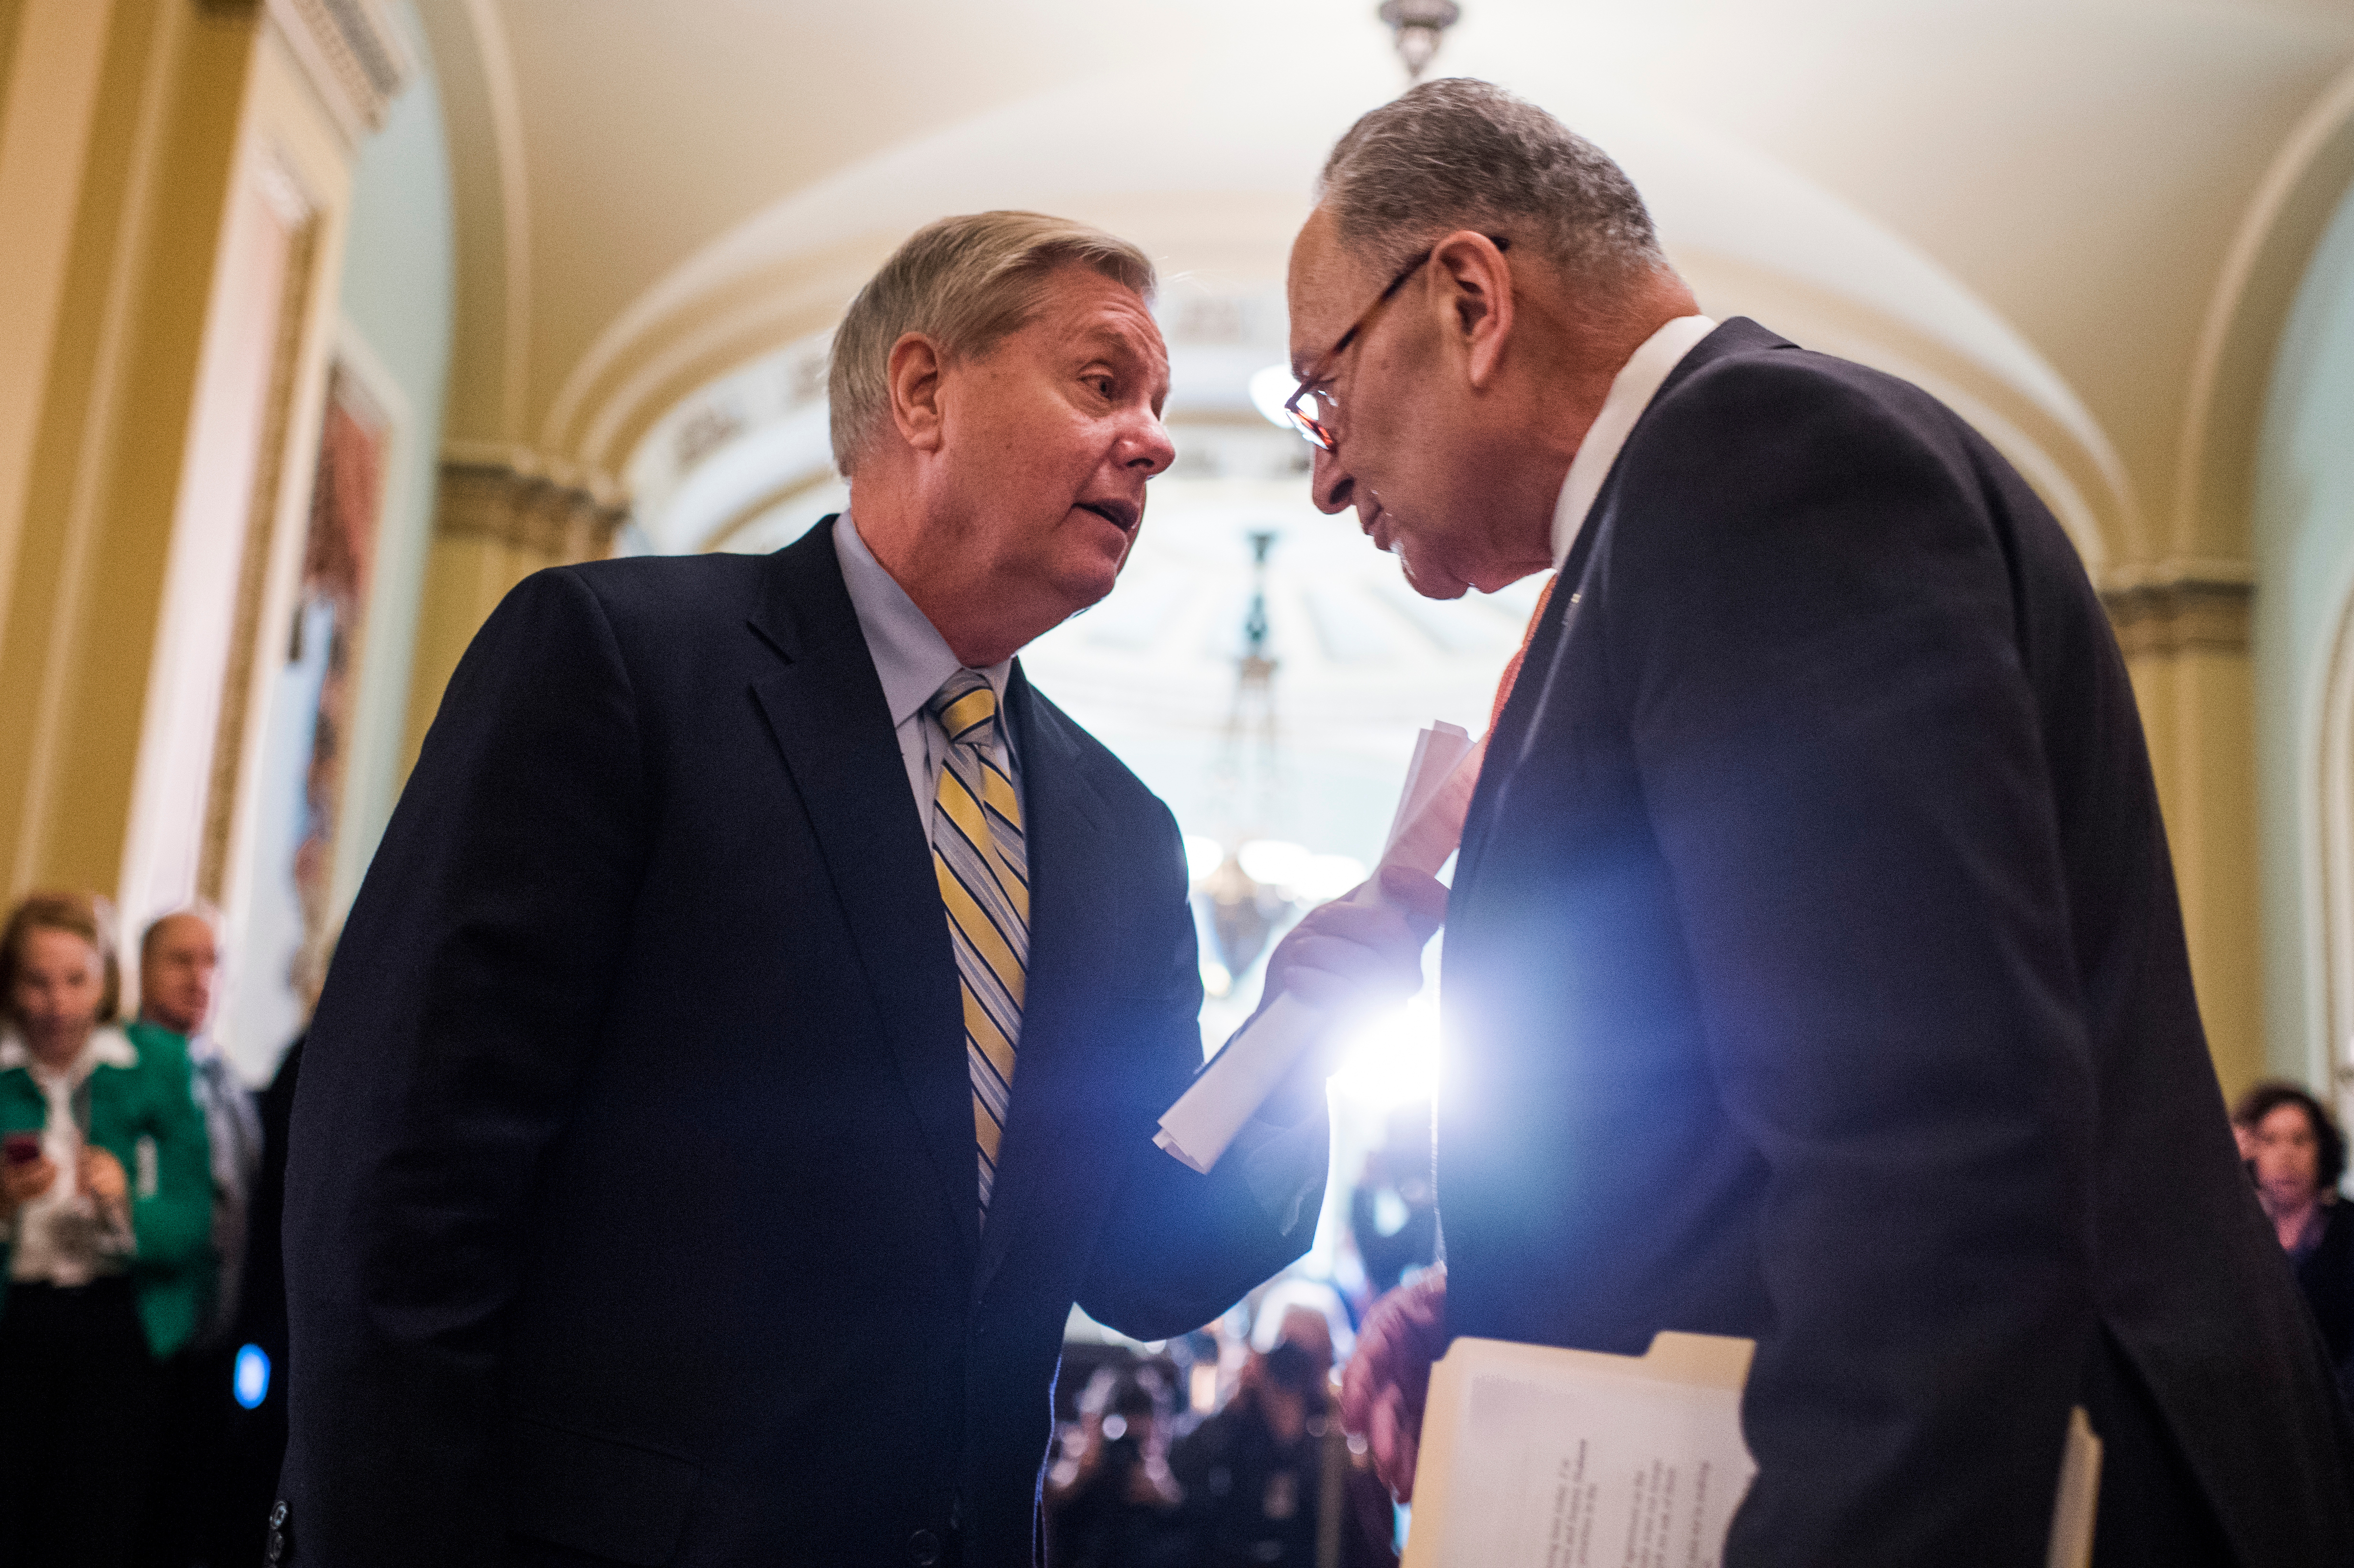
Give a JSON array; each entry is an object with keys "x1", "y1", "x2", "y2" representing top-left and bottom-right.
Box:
[{"x1": 2, "y1": 1133, "x2": 41, "y2": 1167}]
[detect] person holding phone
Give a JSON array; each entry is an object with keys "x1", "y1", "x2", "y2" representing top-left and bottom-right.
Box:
[{"x1": 0, "y1": 890, "x2": 211, "y2": 1567}]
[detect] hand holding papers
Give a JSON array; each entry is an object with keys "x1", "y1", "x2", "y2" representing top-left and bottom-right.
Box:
[
  {"x1": 1154, "y1": 723, "x2": 1480, "y2": 1175},
  {"x1": 1397, "y1": 1326, "x2": 2100, "y2": 1568}
]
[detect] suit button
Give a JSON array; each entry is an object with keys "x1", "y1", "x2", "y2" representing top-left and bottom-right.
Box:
[{"x1": 907, "y1": 1527, "x2": 943, "y2": 1566}]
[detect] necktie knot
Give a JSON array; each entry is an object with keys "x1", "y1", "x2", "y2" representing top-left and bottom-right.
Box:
[{"x1": 927, "y1": 670, "x2": 998, "y2": 745}]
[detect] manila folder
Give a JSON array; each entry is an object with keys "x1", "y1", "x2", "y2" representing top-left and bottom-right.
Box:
[
  {"x1": 1403, "y1": 1333, "x2": 1757, "y2": 1568},
  {"x1": 1402, "y1": 1334, "x2": 2102, "y2": 1568}
]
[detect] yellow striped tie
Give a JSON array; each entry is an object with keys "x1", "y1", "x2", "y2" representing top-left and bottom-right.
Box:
[{"x1": 926, "y1": 670, "x2": 1028, "y2": 1215}]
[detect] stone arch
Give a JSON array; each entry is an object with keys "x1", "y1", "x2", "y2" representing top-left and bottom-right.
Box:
[{"x1": 2176, "y1": 61, "x2": 2354, "y2": 569}]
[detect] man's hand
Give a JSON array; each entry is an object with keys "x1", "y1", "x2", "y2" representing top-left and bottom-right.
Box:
[
  {"x1": 1263, "y1": 866, "x2": 1448, "y2": 1013},
  {"x1": 1341, "y1": 1266, "x2": 1449, "y2": 1500},
  {"x1": 79, "y1": 1146, "x2": 128, "y2": 1207},
  {"x1": 0, "y1": 1154, "x2": 56, "y2": 1218}
]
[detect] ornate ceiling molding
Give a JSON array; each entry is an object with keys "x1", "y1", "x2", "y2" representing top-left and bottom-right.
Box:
[
  {"x1": 2100, "y1": 567, "x2": 2254, "y2": 659},
  {"x1": 435, "y1": 444, "x2": 628, "y2": 562}
]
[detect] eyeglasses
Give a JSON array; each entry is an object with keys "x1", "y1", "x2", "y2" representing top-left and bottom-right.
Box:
[{"x1": 1281, "y1": 235, "x2": 1510, "y2": 453}]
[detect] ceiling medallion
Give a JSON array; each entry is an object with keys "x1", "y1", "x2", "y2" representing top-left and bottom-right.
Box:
[{"x1": 1377, "y1": 0, "x2": 1463, "y2": 83}]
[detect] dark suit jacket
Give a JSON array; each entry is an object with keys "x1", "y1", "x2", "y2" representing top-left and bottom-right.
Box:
[
  {"x1": 1445, "y1": 318, "x2": 2354, "y2": 1566},
  {"x1": 281, "y1": 523, "x2": 1318, "y2": 1567}
]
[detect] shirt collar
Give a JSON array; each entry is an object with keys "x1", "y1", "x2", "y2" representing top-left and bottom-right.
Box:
[
  {"x1": 1551, "y1": 315, "x2": 1719, "y2": 566},
  {"x1": 831, "y1": 512, "x2": 1014, "y2": 727},
  {"x1": 0, "y1": 1024, "x2": 137, "y2": 1076}
]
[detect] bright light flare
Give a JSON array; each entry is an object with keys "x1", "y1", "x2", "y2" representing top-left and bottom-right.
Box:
[
  {"x1": 233, "y1": 1344, "x2": 271, "y2": 1409},
  {"x1": 1183, "y1": 834, "x2": 1226, "y2": 885},
  {"x1": 1249, "y1": 363, "x2": 1305, "y2": 434},
  {"x1": 1295, "y1": 853, "x2": 1368, "y2": 903},
  {"x1": 1236, "y1": 839, "x2": 1366, "y2": 902},
  {"x1": 1329, "y1": 994, "x2": 1440, "y2": 1109},
  {"x1": 1238, "y1": 837, "x2": 1311, "y2": 887}
]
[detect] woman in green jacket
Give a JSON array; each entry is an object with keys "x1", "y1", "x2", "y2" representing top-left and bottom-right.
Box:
[{"x1": 0, "y1": 890, "x2": 212, "y2": 1568}]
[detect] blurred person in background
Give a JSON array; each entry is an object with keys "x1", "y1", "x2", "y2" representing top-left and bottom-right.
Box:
[
  {"x1": 1044, "y1": 1363, "x2": 1188, "y2": 1568},
  {"x1": 2234, "y1": 1082, "x2": 2354, "y2": 1402},
  {"x1": 1174, "y1": 1305, "x2": 1396, "y2": 1568},
  {"x1": 0, "y1": 891, "x2": 211, "y2": 1568},
  {"x1": 132, "y1": 905, "x2": 264, "y2": 1567}
]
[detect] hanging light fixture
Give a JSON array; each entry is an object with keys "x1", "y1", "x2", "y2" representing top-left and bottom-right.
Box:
[{"x1": 1378, "y1": 0, "x2": 1462, "y2": 83}]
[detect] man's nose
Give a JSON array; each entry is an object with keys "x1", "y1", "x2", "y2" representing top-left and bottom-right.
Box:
[
  {"x1": 1310, "y1": 446, "x2": 1354, "y2": 515},
  {"x1": 1124, "y1": 408, "x2": 1176, "y2": 478}
]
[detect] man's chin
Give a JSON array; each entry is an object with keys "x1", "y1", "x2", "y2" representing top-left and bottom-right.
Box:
[
  {"x1": 1049, "y1": 556, "x2": 1126, "y2": 621},
  {"x1": 1399, "y1": 547, "x2": 1470, "y2": 602}
]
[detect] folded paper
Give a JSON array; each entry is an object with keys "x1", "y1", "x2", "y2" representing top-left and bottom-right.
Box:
[
  {"x1": 1154, "y1": 723, "x2": 1479, "y2": 1175},
  {"x1": 1402, "y1": 1334, "x2": 2098, "y2": 1568}
]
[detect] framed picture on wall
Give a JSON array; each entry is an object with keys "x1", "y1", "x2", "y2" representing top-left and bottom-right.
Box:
[{"x1": 229, "y1": 346, "x2": 395, "y2": 1077}]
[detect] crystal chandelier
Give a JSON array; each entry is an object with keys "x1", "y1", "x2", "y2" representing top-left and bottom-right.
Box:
[{"x1": 1378, "y1": 0, "x2": 1462, "y2": 82}]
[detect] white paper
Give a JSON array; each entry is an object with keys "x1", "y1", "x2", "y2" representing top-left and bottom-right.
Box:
[
  {"x1": 1153, "y1": 723, "x2": 1482, "y2": 1174},
  {"x1": 1429, "y1": 1358, "x2": 1754, "y2": 1568},
  {"x1": 1404, "y1": 1335, "x2": 2099, "y2": 1568},
  {"x1": 1384, "y1": 722, "x2": 1475, "y2": 853}
]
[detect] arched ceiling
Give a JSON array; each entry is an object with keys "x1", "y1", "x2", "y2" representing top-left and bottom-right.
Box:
[{"x1": 413, "y1": 0, "x2": 2354, "y2": 580}]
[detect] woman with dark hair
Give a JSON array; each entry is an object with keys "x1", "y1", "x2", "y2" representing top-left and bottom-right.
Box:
[
  {"x1": 2234, "y1": 1081, "x2": 2354, "y2": 1399},
  {"x1": 0, "y1": 891, "x2": 211, "y2": 1566}
]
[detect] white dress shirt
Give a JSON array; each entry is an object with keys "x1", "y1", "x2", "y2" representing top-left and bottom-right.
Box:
[
  {"x1": 831, "y1": 512, "x2": 1021, "y2": 826},
  {"x1": 1551, "y1": 315, "x2": 1719, "y2": 566}
]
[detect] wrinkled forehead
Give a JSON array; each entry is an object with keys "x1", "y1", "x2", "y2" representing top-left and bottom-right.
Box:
[{"x1": 1035, "y1": 274, "x2": 1170, "y2": 390}]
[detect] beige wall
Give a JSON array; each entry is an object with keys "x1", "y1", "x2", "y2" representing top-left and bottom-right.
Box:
[
  {"x1": 0, "y1": 0, "x2": 262, "y2": 898},
  {"x1": 399, "y1": 457, "x2": 621, "y2": 774},
  {"x1": 0, "y1": 0, "x2": 368, "y2": 951},
  {"x1": 2117, "y1": 623, "x2": 2263, "y2": 1102}
]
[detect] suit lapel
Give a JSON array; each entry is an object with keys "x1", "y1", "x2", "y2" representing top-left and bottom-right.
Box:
[
  {"x1": 1455, "y1": 526, "x2": 1592, "y2": 900},
  {"x1": 746, "y1": 522, "x2": 979, "y2": 1264},
  {"x1": 1456, "y1": 318, "x2": 1791, "y2": 903},
  {"x1": 970, "y1": 667, "x2": 1114, "y2": 1303}
]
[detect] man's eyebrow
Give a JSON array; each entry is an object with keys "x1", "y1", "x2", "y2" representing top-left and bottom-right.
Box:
[{"x1": 1075, "y1": 319, "x2": 1159, "y2": 358}]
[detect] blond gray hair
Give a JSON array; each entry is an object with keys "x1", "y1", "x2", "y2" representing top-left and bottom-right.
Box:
[
  {"x1": 1317, "y1": 78, "x2": 1668, "y2": 291},
  {"x1": 828, "y1": 211, "x2": 1157, "y2": 473}
]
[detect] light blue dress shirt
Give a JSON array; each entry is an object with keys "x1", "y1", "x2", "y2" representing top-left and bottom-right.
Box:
[{"x1": 831, "y1": 512, "x2": 1020, "y2": 827}]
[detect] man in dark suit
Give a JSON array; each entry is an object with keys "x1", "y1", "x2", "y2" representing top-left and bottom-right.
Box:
[
  {"x1": 1290, "y1": 80, "x2": 2354, "y2": 1565},
  {"x1": 279, "y1": 211, "x2": 1432, "y2": 1568}
]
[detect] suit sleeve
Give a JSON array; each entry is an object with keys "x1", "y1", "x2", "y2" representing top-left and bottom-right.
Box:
[
  {"x1": 281, "y1": 568, "x2": 649, "y2": 1568},
  {"x1": 1601, "y1": 359, "x2": 2096, "y2": 1567},
  {"x1": 1074, "y1": 803, "x2": 1326, "y2": 1340}
]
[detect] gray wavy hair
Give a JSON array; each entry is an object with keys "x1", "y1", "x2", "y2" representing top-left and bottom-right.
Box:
[
  {"x1": 1316, "y1": 78, "x2": 1669, "y2": 290},
  {"x1": 828, "y1": 211, "x2": 1157, "y2": 474}
]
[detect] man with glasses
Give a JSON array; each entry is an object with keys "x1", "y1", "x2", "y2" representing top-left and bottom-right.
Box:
[{"x1": 1294, "y1": 79, "x2": 2354, "y2": 1567}]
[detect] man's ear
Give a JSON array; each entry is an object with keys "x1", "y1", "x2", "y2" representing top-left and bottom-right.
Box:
[
  {"x1": 1429, "y1": 231, "x2": 1513, "y2": 389},
  {"x1": 887, "y1": 332, "x2": 947, "y2": 453}
]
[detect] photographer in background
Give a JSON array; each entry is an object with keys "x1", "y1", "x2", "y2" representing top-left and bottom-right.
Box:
[
  {"x1": 1044, "y1": 1363, "x2": 1187, "y2": 1568},
  {"x1": 1174, "y1": 1307, "x2": 1396, "y2": 1568}
]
